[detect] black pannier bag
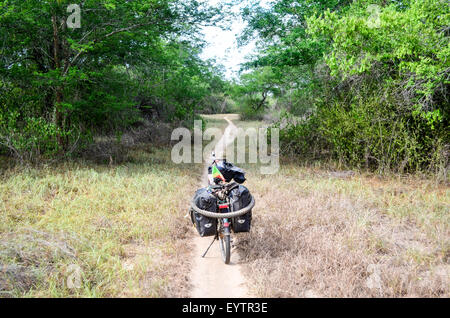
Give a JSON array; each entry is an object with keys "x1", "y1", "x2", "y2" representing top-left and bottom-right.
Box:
[
  {"x1": 208, "y1": 160, "x2": 246, "y2": 184},
  {"x1": 229, "y1": 185, "x2": 252, "y2": 233},
  {"x1": 190, "y1": 188, "x2": 217, "y2": 237}
]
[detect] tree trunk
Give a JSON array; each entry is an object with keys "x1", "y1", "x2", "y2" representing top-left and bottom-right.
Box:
[
  {"x1": 52, "y1": 14, "x2": 65, "y2": 151},
  {"x1": 254, "y1": 91, "x2": 267, "y2": 111}
]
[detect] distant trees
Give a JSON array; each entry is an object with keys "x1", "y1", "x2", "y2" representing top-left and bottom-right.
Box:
[{"x1": 230, "y1": 67, "x2": 281, "y2": 120}]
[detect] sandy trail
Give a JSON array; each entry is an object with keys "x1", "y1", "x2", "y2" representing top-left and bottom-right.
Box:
[{"x1": 190, "y1": 115, "x2": 251, "y2": 298}]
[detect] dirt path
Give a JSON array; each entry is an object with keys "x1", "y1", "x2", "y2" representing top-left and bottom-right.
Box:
[{"x1": 189, "y1": 115, "x2": 251, "y2": 298}]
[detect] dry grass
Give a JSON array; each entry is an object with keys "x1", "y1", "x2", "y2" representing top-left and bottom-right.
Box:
[
  {"x1": 220, "y1": 116, "x2": 449, "y2": 298},
  {"x1": 0, "y1": 145, "x2": 201, "y2": 297},
  {"x1": 1, "y1": 114, "x2": 448, "y2": 298},
  {"x1": 235, "y1": 163, "x2": 449, "y2": 297}
]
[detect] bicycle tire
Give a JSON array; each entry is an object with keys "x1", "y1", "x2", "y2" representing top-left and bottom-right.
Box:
[{"x1": 219, "y1": 234, "x2": 231, "y2": 264}]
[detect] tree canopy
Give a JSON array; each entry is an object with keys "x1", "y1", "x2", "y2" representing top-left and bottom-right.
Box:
[
  {"x1": 233, "y1": 0, "x2": 449, "y2": 173},
  {"x1": 0, "y1": 0, "x2": 228, "y2": 160}
]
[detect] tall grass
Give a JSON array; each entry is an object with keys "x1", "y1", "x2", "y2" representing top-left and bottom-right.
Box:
[{"x1": 0, "y1": 147, "x2": 201, "y2": 297}]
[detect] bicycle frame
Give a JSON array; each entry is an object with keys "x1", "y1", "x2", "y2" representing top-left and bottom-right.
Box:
[{"x1": 218, "y1": 199, "x2": 231, "y2": 235}]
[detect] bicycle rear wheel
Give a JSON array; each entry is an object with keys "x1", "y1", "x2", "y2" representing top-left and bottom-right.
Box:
[{"x1": 219, "y1": 234, "x2": 231, "y2": 264}]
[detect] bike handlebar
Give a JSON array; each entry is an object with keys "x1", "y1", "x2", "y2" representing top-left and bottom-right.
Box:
[{"x1": 190, "y1": 195, "x2": 255, "y2": 219}]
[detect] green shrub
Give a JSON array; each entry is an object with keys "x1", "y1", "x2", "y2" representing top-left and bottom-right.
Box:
[
  {"x1": 238, "y1": 97, "x2": 265, "y2": 121},
  {"x1": 275, "y1": 111, "x2": 329, "y2": 159},
  {"x1": 0, "y1": 112, "x2": 86, "y2": 162},
  {"x1": 277, "y1": 96, "x2": 448, "y2": 173}
]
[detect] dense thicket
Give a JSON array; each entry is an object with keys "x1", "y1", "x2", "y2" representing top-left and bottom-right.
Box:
[
  {"x1": 235, "y1": 0, "x2": 449, "y2": 174},
  {"x1": 0, "y1": 0, "x2": 228, "y2": 161}
]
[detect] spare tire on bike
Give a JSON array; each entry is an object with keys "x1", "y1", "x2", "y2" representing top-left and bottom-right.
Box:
[
  {"x1": 229, "y1": 185, "x2": 252, "y2": 233},
  {"x1": 190, "y1": 188, "x2": 217, "y2": 237}
]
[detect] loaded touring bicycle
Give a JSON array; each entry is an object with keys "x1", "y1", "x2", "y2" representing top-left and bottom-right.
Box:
[{"x1": 190, "y1": 154, "x2": 255, "y2": 264}]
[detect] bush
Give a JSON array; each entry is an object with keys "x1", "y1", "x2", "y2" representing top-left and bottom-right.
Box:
[
  {"x1": 275, "y1": 112, "x2": 329, "y2": 160},
  {"x1": 238, "y1": 96, "x2": 266, "y2": 121},
  {"x1": 277, "y1": 96, "x2": 448, "y2": 174},
  {"x1": 0, "y1": 113, "x2": 62, "y2": 162}
]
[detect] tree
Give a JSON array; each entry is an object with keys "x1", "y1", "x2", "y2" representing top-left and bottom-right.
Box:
[{"x1": 0, "y1": 0, "x2": 225, "y2": 160}]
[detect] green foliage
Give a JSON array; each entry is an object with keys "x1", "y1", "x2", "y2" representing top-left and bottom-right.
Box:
[
  {"x1": 317, "y1": 97, "x2": 442, "y2": 172},
  {"x1": 0, "y1": 0, "x2": 226, "y2": 161},
  {"x1": 236, "y1": 0, "x2": 350, "y2": 120},
  {"x1": 231, "y1": 67, "x2": 280, "y2": 120},
  {"x1": 237, "y1": 97, "x2": 265, "y2": 121},
  {"x1": 275, "y1": 111, "x2": 328, "y2": 159},
  {"x1": 307, "y1": 0, "x2": 449, "y2": 106},
  {"x1": 237, "y1": 0, "x2": 449, "y2": 174}
]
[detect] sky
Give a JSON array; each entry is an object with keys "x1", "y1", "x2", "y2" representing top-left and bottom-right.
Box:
[{"x1": 199, "y1": 0, "x2": 272, "y2": 80}]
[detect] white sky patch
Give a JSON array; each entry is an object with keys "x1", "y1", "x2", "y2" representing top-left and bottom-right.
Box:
[{"x1": 199, "y1": 0, "x2": 272, "y2": 80}]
